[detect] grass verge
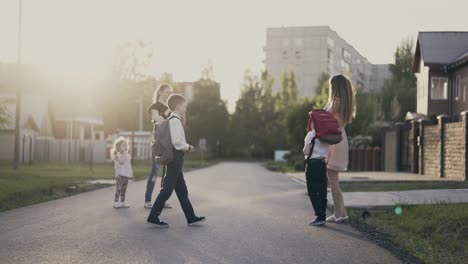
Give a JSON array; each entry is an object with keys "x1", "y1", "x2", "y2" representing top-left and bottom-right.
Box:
[
  {"x1": 0, "y1": 159, "x2": 216, "y2": 212},
  {"x1": 340, "y1": 181, "x2": 468, "y2": 192},
  {"x1": 349, "y1": 203, "x2": 468, "y2": 264}
]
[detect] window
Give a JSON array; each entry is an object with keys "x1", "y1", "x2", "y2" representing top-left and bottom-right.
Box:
[
  {"x1": 342, "y1": 48, "x2": 351, "y2": 61},
  {"x1": 431, "y1": 77, "x2": 448, "y2": 100},
  {"x1": 327, "y1": 37, "x2": 335, "y2": 48},
  {"x1": 294, "y1": 38, "x2": 303, "y2": 49},
  {"x1": 464, "y1": 85, "x2": 466, "y2": 102},
  {"x1": 455, "y1": 75, "x2": 460, "y2": 100},
  {"x1": 327, "y1": 48, "x2": 334, "y2": 62}
]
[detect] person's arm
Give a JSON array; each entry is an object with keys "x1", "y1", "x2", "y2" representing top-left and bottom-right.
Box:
[
  {"x1": 327, "y1": 99, "x2": 345, "y2": 126},
  {"x1": 303, "y1": 131, "x2": 314, "y2": 155},
  {"x1": 169, "y1": 118, "x2": 191, "y2": 151},
  {"x1": 115, "y1": 153, "x2": 127, "y2": 165}
]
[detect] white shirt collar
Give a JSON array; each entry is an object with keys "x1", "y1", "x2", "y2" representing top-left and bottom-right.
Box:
[{"x1": 169, "y1": 112, "x2": 181, "y2": 119}]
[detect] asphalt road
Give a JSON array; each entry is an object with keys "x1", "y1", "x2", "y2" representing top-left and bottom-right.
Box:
[{"x1": 0, "y1": 162, "x2": 401, "y2": 264}]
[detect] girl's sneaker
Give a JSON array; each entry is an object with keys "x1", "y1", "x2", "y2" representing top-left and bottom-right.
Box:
[
  {"x1": 336, "y1": 216, "x2": 349, "y2": 223},
  {"x1": 120, "y1": 202, "x2": 130, "y2": 208},
  {"x1": 144, "y1": 202, "x2": 153, "y2": 209},
  {"x1": 113, "y1": 202, "x2": 122, "y2": 208}
]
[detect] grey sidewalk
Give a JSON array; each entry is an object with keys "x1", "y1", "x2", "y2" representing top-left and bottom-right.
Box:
[{"x1": 286, "y1": 171, "x2": 468, "y2": 208}]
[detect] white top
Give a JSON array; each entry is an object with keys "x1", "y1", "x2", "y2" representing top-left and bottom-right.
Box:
[
  {"x1": 114, "y1": 152, "x2": 133, "y2": 178},
  {"x1": 169, "y1": 113, "x2": 191, "y2": 151},
  {"x1": 303, "y1": 131, "x2": 330, "y2": 160}
]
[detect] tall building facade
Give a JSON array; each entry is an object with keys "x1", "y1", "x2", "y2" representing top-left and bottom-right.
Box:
[{"x1": 264, "y1": 26, "x2": 390, "y2": 98}]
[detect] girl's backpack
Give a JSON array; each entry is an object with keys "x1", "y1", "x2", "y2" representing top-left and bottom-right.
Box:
[{"x1": 307, "y1": 110, "x2": 343, "y2": 145}]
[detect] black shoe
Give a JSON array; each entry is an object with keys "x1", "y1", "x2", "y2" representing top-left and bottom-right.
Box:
[
  {"x1": 188, "y1": 216, "x2": 206, "y2": 226},
  {"x1": 147, "y1": 218, "x2": 169, "y2": 228},
  {"x1": 309, "y1": 217, "x2": 326, "y2": 226}
]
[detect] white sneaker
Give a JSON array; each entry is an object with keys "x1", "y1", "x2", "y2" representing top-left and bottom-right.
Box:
[
  {"x1": 113, "y1": 202, "x2": 122, "y2": 208},
  {"x1": 144, "y1": 202, "x2": 153, "y2": 209},
  {"x1": 336, "y1": 216, "x2": 349, "y2": 223},
  {"x1": 120, "y1": 202, "x2": 130, "y2": 208}
]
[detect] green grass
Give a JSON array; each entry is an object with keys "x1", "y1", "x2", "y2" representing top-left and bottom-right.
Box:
[
  {"x1": 0, "y1": 158, "x2": 216, "y2": 212},
  {"x1": 340, "y1": 181, "x2": 468, "y2": 192},
  {"x1": 351, "y1": 203, "x2": 468, "y2": 264}
]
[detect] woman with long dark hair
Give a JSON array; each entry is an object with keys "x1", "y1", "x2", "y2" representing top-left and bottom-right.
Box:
[{"x1": 144, "y1": 83, "x2": 174, "y2": 209}]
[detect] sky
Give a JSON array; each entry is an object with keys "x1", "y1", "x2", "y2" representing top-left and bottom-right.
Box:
[{"x1": 0, "y1": 0, "x2": 467, "y2": 111}]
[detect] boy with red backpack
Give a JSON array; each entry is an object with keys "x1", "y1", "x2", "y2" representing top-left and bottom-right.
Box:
[{"x1": 303, "y1": 110, "x2": 342, "y2": 226}]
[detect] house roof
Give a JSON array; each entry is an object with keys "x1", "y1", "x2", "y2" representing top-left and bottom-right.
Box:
[
  {"x1": 417, "y1": 32, "x2": 468, "y2": 64},
  {"x1": 413, "y1": 32, "x2": 468, "y2": 72},
  {"x1": 446, "y1": 51, "x2": 468, "y2": 70}
]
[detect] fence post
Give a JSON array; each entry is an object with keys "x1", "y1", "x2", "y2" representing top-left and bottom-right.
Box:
[
  {"x1": 410, "y1": 120, "x2": 419, "y2": 173},
  {"x1": 462, "y1": 111, "x2": 468, "y2": 181},
  {"x1": 29, "y1": 135, "x2": 33, "y2": 165},
  {"x1": 418, "y1": 119, "x2": 429, "y2": 175},
  {"x1": 437, "y1": 115, "x2": 449, "y2": 178}
]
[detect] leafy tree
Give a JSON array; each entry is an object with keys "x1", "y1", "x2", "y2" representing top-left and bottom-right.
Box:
[
  {"x1": 278, "y1": 71, "x2": 298, "y2": 109},
  {"x1": 0, "y1": 100, "x2": 9, "y2": 128},
  {"x1": 186, "y1": 79, "x2": 229, "y2": 157},
  {"x1": 312, "y1": 73, "x2": 330, "y2": 109},
  {"x1": 381, "y1": 39, "x2": 416, "y2": 121},
  {"x1": 99, "y1": 41, "x2": 155, "y2": 133},
  {"x1": 231, "y1": 71, "x2": 264, "y2": 157}
]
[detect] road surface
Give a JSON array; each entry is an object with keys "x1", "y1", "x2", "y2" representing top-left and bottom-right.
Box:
[{"x1": 0, "y1": 162, "x2": 401, "y2": 264}]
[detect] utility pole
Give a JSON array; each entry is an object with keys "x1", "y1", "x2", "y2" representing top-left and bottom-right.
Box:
[{"x1": 13, "y1": 0, "x2": 23, "y2": 169}]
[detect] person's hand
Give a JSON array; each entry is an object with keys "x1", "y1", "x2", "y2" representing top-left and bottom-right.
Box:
[{"x1": 189, "y1": 145, "x2": 195, "y2": 152}]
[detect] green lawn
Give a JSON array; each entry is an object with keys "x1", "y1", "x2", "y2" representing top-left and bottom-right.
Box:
[
  {"x1": 0, "y1": 159, "x2": 216, "y2": 212},
  {"x1": 350, "y1": 203, "x2": 468, "y2": 264},
  {"x1": 340, "y1": 181, "x2": 468, "y2": 192}
]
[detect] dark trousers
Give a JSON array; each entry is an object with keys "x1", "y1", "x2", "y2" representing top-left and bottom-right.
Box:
[
  {"x1": 145, "y1": 157, "x2": 159, "y2": 203},
  {"x1": 305, "y1": 158, "x2": 328, "y2": 220},
  {"x1": 147, "y1": 150, "x2": 196, "y2": 222}
]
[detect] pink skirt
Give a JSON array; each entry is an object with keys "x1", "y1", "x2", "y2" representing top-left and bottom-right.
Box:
[{"x1": 327, "y1": 128, "x2": 348, "y2": 172}]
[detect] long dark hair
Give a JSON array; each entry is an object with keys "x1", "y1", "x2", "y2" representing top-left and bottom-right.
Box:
[
  {"x1": 328, "y1": 75, "x2": 356, "y2": 125},
  {"x1": 152, "y1": 83, "x2": 173, "y2": 104}
]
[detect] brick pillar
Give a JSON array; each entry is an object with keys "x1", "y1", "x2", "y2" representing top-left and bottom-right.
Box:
[
  {"x1": 410, "y1": 120, "x2": 419, "y2": 174},
  {"x1": 462, "y1": 111, "x2": 468, "y2": 181},
  {"x1": 418, "y1": 119, "x2": 430, "y2": 175},
  {"x1": 437, "y1": 115, "x2": 449, "y2": 178}
]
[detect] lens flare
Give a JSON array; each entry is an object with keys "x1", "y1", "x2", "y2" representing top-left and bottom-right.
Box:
[{"x1": 394, "y1": 206, "x2": 403, "y2": 215}]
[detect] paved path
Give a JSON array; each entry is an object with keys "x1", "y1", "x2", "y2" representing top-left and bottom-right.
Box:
[
  {"x1": 0, "y1": 162, "x2": 400, "y2": 264},
  {"x1": 337, "y1": 189, "x2": 468, "y2": 208},
  {"x1": 287, "y1": 171, "x2": 468, "y2": 208}
]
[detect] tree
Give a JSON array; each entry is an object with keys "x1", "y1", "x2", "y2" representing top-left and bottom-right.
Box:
[
  {"x1": 186, "y1": 79, "x2": 229, "y2": 157},
  {"x1": 231, "y1": 71, "x2": 264, "y2": 157},
  {"x1": 278, "y1": 71, "x2": 298, "y2": 109},
  {"x1": 0, "y1": 101, "x2": 8, "y2": 128},
  {"x1": 312, "y1": 73, "x2": 330, "y2": 109},
  {"x1": 381, "y1": 39, "x2": 416, "y2": 121},
  {"x1": 100, "y1": 41, "x2": 155, "y2": 133}
]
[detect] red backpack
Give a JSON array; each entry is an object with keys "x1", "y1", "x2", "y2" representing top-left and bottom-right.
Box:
[{"x1": 307, "y1": 109, "x2": 342, "y2": 145}]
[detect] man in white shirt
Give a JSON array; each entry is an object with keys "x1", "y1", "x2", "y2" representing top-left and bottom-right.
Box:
[{"x1": 147, "y1": 94, "x2": 206, "y2": 228}]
